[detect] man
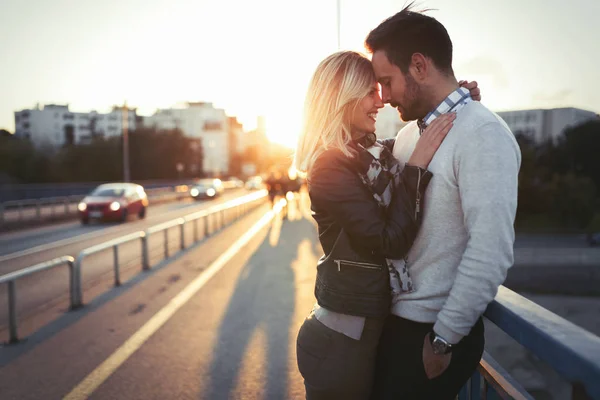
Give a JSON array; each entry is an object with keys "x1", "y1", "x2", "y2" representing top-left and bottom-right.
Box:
[{"x1": 365, "y1": 5, "x2": 521, "y2": 400}]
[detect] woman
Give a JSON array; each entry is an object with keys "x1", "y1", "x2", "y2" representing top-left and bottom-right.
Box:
[{"x1": 294, "y1": 51, "x2": 477, "y2": 399}]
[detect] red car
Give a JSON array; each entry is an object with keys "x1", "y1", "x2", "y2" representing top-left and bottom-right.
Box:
[{"x1": 78, "y1": 183, "x2": 148, "y2": 224}]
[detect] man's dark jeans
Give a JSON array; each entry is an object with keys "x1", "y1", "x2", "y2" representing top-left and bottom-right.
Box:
[{"x1": 370, "y1": 315, "x2": 484, "y2": 400}]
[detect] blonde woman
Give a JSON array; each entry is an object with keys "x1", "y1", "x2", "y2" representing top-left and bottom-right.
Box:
[{"x1": 294, "y1": 51, "x2": 478, "y2": 399}]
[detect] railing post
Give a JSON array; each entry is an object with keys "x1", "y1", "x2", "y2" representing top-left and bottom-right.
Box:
[
  {"x1": 193, "y1": 218, "x2": 198, "y2": 242},
  {"x1": 204, "y1": 215, "x2": 210, "y2": 237},
  {"x1": 68, "y1": 260, "x2": 78, "y2": 309},
  {"x1": 483, "y1": 380, "x2": 500, "y2": 400},
  {"x1": 113, "y1": 245, "x2": 120, "y2": 286},
  {"x1": 64, "y1": 198, "x2": 69, "y2": 215},
  {"x1": 180, "y1": 221, "x2": 185, "y2": 250},
  {"x1": 142, "y1": 233, "x2": 150, "y2": 271},
  {"x1": 572, "y1": 383, "x2": 593, "y2": 400},
  {"x1": 164, "y1": 229, "x2": 169, "y2": 259},
  {"x1": 8, "y1": 280, "x2": 19, "y2": 343},
  {"x1": 458, "y1": 384, "x2": 469, "y2": 400},
  {"x1": 18, "y1": 203, "x2": 23, "y2": 221},
  {"x1": 470, "y1": 371, "x2": 482, "y2": 400},
  {"x1": 72, "y1": 255, "x2": 84, "y2": 309}
]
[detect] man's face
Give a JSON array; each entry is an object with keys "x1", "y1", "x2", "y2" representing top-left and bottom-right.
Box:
[{"x1": 371, "y1": 50, "x2": 426, "y2": 122}]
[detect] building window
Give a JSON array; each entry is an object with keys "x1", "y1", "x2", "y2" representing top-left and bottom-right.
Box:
[
  {"x1": 204, "y1": 121, "x2": 223, "y2": 131},
  {"x1": 22, "y1": 111, "x2": 30, "y2": 118},
  {"x1": 23, "y1": 122, "x2": 30, "y2": 129}
]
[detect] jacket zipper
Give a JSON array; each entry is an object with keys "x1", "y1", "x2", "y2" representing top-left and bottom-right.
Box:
[
  {"x1": 415, "y1": 168, "x2": 422, "y2": 220},
  {"x1": 334, "y1": 259, "x2": 381, "y2": 271}
]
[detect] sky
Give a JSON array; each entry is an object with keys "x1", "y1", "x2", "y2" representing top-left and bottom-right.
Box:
[{"x1": 1, "y1": 0, "x2": 599, "y2": 147}]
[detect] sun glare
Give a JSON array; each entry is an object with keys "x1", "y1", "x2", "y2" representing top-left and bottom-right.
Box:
[{"x1": 265, "y1": 109, "x2": 301, "y2": 149}]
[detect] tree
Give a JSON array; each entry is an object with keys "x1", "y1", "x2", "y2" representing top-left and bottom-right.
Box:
[
  {"x1": 128, "y1": 127, "x2": 203, "y2": 180},
  {"x1": 561, "y1": 120, "x2": 600, "y2": 190},
  {"x1": 544, "y1": 173, "x2": 597, "y2": 229}
]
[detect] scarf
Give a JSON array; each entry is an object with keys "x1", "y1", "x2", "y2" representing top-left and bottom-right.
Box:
[{"x1": 352, "y1": 138, "x2": 415, "y2": 295}]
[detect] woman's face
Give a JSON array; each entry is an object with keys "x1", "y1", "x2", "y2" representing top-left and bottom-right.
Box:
[{"x1": 349, "y1": 82, "x2": 384, "y2": 136}]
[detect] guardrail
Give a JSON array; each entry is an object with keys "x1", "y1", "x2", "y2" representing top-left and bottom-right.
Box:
[
  {"x1": 0, "y1": 256, "x2": 75, "y2": 344},
  {"x1": 0, "y1": 183, "x2": 242, "y2": 229},
  {"x1": 459, "y1": 285, "x2": 600, "y2": 400},
  {"x1": 1, "y1": 190, "x2": 268, "y2": 343}
]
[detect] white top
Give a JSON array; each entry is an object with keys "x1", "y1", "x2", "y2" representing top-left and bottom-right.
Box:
[{"x1": 390, "y1": 101, "x2": 521, "y2": 344}]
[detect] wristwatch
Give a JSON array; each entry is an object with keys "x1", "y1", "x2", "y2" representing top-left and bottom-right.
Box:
[{"x1": 430, "y1": 332, "x2": 453, "y2": 355}]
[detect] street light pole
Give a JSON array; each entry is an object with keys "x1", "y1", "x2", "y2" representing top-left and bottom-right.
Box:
[{"x1": 122, "y1": 101, "x2": 130, "y2": 182}]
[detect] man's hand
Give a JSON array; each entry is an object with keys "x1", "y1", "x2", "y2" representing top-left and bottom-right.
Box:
[
  {"x1": 422, "y1": 333, "x2": 452, "y2": 379},
  {"x1": 459, "y1": 80, "x2": 481, "y2": 101}
]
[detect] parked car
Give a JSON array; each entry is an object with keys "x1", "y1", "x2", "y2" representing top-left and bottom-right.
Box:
[
  {"x1": 190, "y1": 178, "x2": 225, "y2": 200},
  {"x1": 78, "y1": 183, "x2": 148, "y2": 224}
]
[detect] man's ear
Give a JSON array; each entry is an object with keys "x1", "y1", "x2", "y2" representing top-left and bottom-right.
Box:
[{"x1": 409, "y1": 53, "x2": 428, "y2": 82}]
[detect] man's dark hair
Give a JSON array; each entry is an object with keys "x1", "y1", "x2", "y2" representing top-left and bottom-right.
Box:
[{"x1": 365, "y1": 2, "x2": 454, "y2": 76}]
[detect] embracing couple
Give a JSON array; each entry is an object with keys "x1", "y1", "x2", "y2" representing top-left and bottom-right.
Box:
[{"x1": 294, "y1": 4, "x2": 521, "y2": 400}]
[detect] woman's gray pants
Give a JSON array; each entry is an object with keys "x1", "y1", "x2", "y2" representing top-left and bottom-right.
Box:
[{"x1": 296, "y1": 311, "x2": 385, "y2": 399}]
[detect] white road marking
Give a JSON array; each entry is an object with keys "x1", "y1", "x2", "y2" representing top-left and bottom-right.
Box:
[{"x1": 62, "y1": 201, "x2": 283, "y2": 400}]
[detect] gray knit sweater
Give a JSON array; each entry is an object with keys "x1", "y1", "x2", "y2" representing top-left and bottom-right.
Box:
[{"x1": 391, "y1": 101, "x2": 521, "y2": 344}]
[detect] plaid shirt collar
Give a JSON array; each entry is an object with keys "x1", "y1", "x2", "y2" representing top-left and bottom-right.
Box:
[{"x1": 417, "y1": 86, "x2": 472, "y2": 133}]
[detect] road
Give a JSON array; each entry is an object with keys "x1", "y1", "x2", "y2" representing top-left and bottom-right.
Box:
[
  {"x1": 0, "y1": 193, "x2": 598, "y2": 399},
  {"x1": 0, "y1": 193, "x2": 312, "y2": 399},
  {"x1": 0, "y1": 188, "x2": 255, "y2": 343}
]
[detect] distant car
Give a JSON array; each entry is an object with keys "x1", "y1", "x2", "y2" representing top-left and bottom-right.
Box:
[
  {"x1": 78, "y1": 183, "x2": 148, "y2": 224},
  {"x1": 229, "y1": 177, "x2": 244, "y2": 188},
  {"x1": 245, "y1": 176, "x2": 264, "y2": 190},
  {"x1": 190, "y1": 178, "x2": 225, "y2": 200}
]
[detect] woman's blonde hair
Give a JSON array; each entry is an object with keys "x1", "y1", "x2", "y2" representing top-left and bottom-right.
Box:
[{"x1": 294, "y1": 51, "x2": 376, "y2": 174}]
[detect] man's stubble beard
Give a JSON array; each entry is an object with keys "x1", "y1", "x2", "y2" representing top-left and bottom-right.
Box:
[{"x1": 396, "y1": 74, "x2": 428, "y2": 122}]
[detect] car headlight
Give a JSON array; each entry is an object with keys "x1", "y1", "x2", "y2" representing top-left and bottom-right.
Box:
[
  {"x1": 78, "y1": 202, "x2": 87, "y2": 212},
  {"x1": 190, "y1": 188, "x2": 199, "y2": 197},
  {"x1": 206, "y1": 188, "x2": 216, "y2": 197},
  {"x1": 109, "y1": 201, "x2": 121, "y2": 211}
]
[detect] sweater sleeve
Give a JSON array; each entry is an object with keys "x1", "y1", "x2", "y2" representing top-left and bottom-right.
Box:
[{"x1": 433, "y1": 122, "x2": 521, "y2": 344}]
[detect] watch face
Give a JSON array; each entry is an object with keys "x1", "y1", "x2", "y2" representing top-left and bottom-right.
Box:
[{"x1": 432, "y1": 338, "x2": 448, "y2": 355}]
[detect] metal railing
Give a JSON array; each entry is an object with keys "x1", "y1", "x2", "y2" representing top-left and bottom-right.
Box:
[
  {"x1": 459, "y1": 285, "x2": 600, "y2": 399},
  {"x1": 0, "y1": 256, "x2": 75, "y2": 344},
  {"x1": 0, "y1": 195, "x2": 83, "y2": 225},
  {"x1": 71, "y1": 190, "x2": 267, "y2": 307},
  {"x1": 1, "y1": 190, "x2": 268, "y2": 343}
]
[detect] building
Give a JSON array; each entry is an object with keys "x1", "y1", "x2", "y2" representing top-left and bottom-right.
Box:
[
  {"x1": 14, "y1": 104, "x2": 136, "y2": 148},
  {"x1": 497, "y1": 107, "x2": 599, "y2": 144},
  {"x1": 227, "y1": 116, "x2": 244, "y2": 175},
  {"x1": 142, "y1": 102, "x2": 229, "y2": 176}
]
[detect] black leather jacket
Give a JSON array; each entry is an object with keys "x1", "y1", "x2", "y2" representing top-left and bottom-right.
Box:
[{"x1": 308, "y1": 143, "x2": 432, "y2": 317}]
